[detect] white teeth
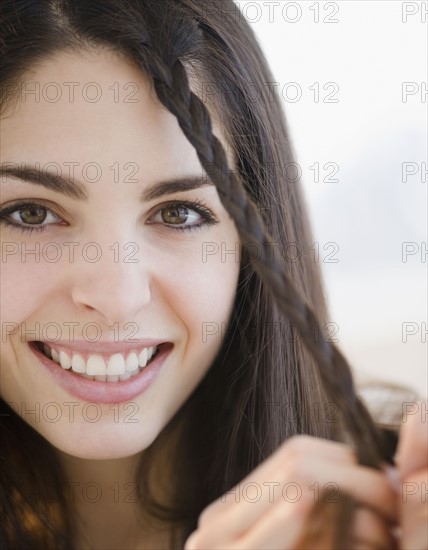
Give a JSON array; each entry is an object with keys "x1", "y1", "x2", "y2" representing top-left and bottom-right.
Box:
[
  {"x1": 86, "y1": 355, "x2": 107, "y2": 376},
  {"x1": 43, "y1": 343, "x2": 161, "y2": 382},
  {"x1": 71, "y1": 354, "x2": 86, "y2": 373},
  {"x1": 138, "y1": 348, "x2": 148, "y2": 368},
  {"x1": 59, "y1": 351, "x2": 72, "y2": 370},
  {"x1": 125, "y1": 352, "x2": 139, "y2": 372},
  {"x1": 107, "y1": 354, "x2": 126, "y2": 375}
]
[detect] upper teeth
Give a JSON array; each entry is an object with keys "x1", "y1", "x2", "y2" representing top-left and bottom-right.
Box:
[{"x1": 43, "y1": 344, "x2": 158, "y2": 377}]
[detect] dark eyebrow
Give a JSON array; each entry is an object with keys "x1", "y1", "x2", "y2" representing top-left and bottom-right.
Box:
[
  {"x1": 141, "y1": 175, "x2": 214, "y2": 201},
  {"x1": 0, "y1": 165, "x2": 215, "y2": 201},
  {"x1": 0, "y1": 165, "x2": 87, "y2": 200}
]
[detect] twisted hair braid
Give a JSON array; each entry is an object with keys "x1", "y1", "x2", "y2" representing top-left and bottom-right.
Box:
[
  {"x1": 0, "y1": 0, "x2": 398, "y2": 547},
  {"x1": 124, "y1": 15, "x2": 395, "y2": 547},
  {"x1": 136, "y1": 19, "x2": 390, "y2": 466}
]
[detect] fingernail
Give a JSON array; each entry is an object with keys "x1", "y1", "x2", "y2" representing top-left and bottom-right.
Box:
[{"x1": 385, "y1": 465, "x2": 401, "y2": 493}]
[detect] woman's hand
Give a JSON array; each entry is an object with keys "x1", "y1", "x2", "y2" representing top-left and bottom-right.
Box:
[
  {"x1": 184, "y1": 436, "x2": 398, "y2": 550},
  {"x1": 396, "y1": 401, "x2": 428, "y2": 550}
]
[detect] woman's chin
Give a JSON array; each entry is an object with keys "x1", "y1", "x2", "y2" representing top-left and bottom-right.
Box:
[
  {"x1": 39, "y1": 423, "x2": 158, "y2": 460},
  {"x1": 56, "y1": 446, "x2": 143, "y2": 461}
]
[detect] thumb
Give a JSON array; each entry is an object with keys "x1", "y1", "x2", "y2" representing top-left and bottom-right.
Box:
[{"x1": 395, "y1": 401, "x2": 428, "y2": 480}]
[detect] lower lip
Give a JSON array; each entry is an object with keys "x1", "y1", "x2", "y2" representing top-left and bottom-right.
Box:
[{"x1": 28, "y1": 342, "x2": 173, "y2": 404}]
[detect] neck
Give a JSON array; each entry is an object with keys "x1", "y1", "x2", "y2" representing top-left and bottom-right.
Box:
[{"x1": 57, "y1": 451, "x2": 171, "y2": 549}]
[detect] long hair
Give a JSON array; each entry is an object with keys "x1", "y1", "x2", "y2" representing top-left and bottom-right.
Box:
[{"x1": 0, "y1": 1, "x2": 395, "y2": 548}]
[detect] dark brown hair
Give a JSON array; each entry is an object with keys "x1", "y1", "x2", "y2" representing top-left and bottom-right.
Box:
[{"x1": 0, "y1": 1, "x2": 395, "y2": 548}]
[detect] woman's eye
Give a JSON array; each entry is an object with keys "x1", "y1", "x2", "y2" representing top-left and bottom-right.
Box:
[
  {"x1": 149, "y1": 201, "x2": 218, "y2": 232},
  {"x1": 156, "y1": 205, "x2": 199, "y2": 225},
  {"x1": 12, "y1": 205, "x2": 50, "y2": 225},
  {"x1": 0, "y1": 202, "x2": 64, "y2": 234}
]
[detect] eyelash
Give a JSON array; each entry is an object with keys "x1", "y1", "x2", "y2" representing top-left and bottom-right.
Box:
[
  {"x1": 148, "y1": 198, "x2": 219, "y2": 233},
  {"x1": 0, "y1": 202, "x2": 62, "y2": 236},
  {"x1": 0, "y1": 199, "x2": 218, "y2": 236}
]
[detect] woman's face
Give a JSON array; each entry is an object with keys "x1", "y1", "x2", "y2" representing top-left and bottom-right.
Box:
[{"x1": 0, "y1": 48, "x2": 241, "y2": 459}]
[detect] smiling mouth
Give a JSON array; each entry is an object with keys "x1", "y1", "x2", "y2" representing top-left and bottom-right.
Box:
[{"x1": 32, "y1": 340, "x2": 166, "y2": 383}]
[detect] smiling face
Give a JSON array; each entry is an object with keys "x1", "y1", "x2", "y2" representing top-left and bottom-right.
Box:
[{"x1": 0, "y1": 48, "x2": 241, "y2": 459}]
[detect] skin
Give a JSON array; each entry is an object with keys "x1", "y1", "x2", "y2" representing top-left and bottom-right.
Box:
[
  {"x1": 185, "y1": 416, "x2": 428, "y2": 550},
  {"x1": 0, "y1": 47, "x2": 241, "y2": 548},
  {"x1": 1, "y1": 47, "x2": 426, "y2": 549},
  {"x1": 396, "y1": 403, "x2": 428, "y2": 550},
  {"x1": 184, "y1": 437, "x2": 398, "y2": 549}
]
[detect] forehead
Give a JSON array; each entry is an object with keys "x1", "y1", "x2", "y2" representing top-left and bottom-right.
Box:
[{"x1": 1, "y1": 47, "x2": 235, "y2": 175}]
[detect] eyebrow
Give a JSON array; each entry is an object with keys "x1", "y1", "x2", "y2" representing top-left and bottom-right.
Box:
[
  {"x1": 0, "y1": 165, "x2": 215, "y2": 202},
  {"x1": 142, "y1": 175, "x2": 214, "y2": 201}
]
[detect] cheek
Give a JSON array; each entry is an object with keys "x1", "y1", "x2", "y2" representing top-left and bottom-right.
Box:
[
  {"x1": 155, "y1": 239, "x2": 240, "y2": 356},
  {"x1": 0, "y1": 257, "x2": 59, "y2": 322},
  {"x1": 148, "y1": 243, "x2": 240, "y2": 429}
]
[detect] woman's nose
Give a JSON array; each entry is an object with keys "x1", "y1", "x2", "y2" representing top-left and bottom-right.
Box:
[{"x1": 69, "y1": 240, "x2": 151, "y2": 327}]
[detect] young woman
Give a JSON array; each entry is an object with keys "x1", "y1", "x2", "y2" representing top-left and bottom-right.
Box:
[{"x1": 0, "y1": 1, "x2": 426, "y2": 548}]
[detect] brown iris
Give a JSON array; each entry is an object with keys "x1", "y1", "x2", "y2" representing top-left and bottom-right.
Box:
[
  {"x1": 18, "y1": 206, "x2": 47, "y2": 225},
  {"x1": 161, "y1": 205, "x2": 188, "y2": 224}
]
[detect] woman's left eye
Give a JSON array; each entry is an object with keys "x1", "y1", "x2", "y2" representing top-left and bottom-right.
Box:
[
  {"x1": 0, "y1": 202, "x2": 65, "y2": 235},
  {"x1": 148, "y1": 200, "x2": 219, "y2": 232}
]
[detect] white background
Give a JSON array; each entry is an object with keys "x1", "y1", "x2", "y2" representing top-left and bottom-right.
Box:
[{"x1": 236, "y1": 0, "x2": 427, "y2": 396}]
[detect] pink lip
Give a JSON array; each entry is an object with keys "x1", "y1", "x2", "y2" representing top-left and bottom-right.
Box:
[{"x1": 28, "y1": 341, "x2": 173, "y2": 404}]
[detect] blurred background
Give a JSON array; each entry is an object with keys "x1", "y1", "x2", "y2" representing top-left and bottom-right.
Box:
[{"x1": 236, "y1": 0, "x2": 427, "y2": 396}]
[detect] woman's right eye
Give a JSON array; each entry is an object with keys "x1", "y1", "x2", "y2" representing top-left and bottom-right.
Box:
[{"x1": 0, "y1": 202, "x2": 65, "y2": 235}]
